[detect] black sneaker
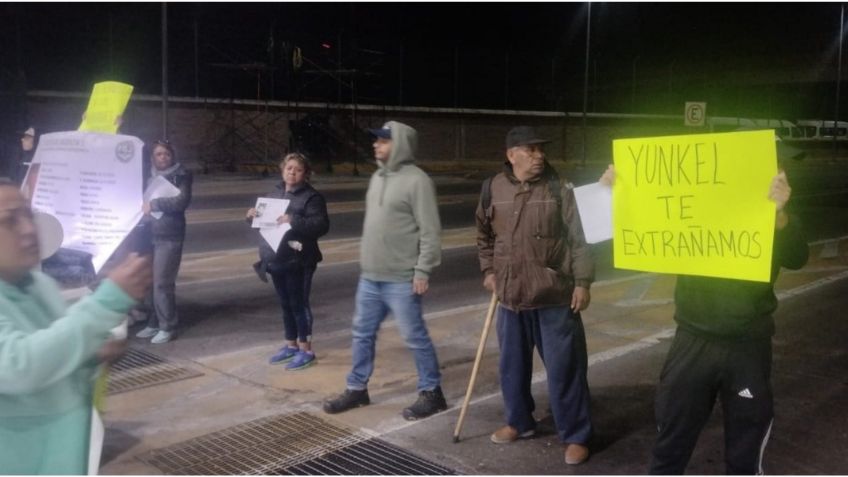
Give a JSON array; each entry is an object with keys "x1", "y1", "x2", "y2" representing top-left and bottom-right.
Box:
[
  {"x1": 323, "y1": 389, "x2": 370, "y2": 414},
  {"x1": 402, "y1": 386, "x2": 448, "y2": 421}
]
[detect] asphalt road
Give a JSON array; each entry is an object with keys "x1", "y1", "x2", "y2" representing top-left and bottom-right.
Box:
[{"x1": 170, "y1": 161, "x2": 848, "y2": 358}]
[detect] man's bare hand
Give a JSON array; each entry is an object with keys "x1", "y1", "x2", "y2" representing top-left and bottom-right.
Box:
[
  {"x1": 769, "y1": 171, "x2": 791, "y2": 212},
  {"x1": 483, "y1": 273, "x2": 496, "y2": 292},
  {"x1": 246, "y1": 208, "x2": 257, "y2": 218},
  {"x1": 107, "y1": 253, "x2": 152, "y2": 301},
  {"x1": 413, "y1": 277, "x2": 429, "y2": 295},
  {"x1": 571, "y1": 286, "x2": 591, "y2": 312},
  {"x1": 142, "y1": 202, "x2": 152, "y2": 216},
  {"x1": 599, "y1": 165, "x2": 616, "y2": 187}
]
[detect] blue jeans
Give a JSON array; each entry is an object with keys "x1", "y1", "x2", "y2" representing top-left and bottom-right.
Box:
[
  {"x1": 346, "y1": 277, "x2": 441, "y2": 392},
  {"x1": 497, "y1": 304, "x2": 592, "y2": 445},
  {"x1": 270, "y1": 265, "x2": 315, "y2": 343}
]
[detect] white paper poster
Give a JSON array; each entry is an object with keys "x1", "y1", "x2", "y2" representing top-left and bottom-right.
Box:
[
  {"x1": 143, "y1": 175, "x2": 181, "y2": 220},
  {"x1": 28, "y1": 131, "x2": 144, "y2": 272},
  {"x1": 87, "y1": 408, "x2": 104, "y2": 475},
  {"x1": 252, "y1": 197, "x2": 290, "y2": 252},
  {"x1": 251, "y1": 197, "x2": 290, "y2": 228},
  {"x1": 573, "y1": 182, "x2": 613, "y2": 244}
]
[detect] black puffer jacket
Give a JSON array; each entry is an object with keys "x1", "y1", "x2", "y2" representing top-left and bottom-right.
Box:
[
  {"x1": 146, "y1": 164, "x2": 193, "y2": 241},
  {"x1": 257, "y1": 182, "x2": 329, "y2": 270}
]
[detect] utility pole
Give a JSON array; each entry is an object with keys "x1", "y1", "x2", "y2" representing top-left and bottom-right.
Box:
[
  {"x1": 108, "y1": 12, "x2": 114, "y2": 77},
  {"x1": 834, "y1": 3, "x2": 844, "y2": 163},
  {"x1": 581, "y1": 2, "x2": 592, "y2": 168},
  {"x1": 161, "y1": 2, "x2": 169, "y2": 140},
  {"x1": 193, "y1": 18, "x2": 199, "y2": 98},
  {"x1": 399, "y1": 43, "x2": 404, "y2": 106},
  {"x1": 632, "y1": 56, "x2": 639, "y2": 113},
  {"x1": 337, "y1": 32, "x2": 343, "y2": 104},
  {"x1": 269, "y1": 24, "x2": 275, "y2": 101},
  {"x1": 504, "y1": 49, "x2": 510, "y2": 109},
  {"x1": 454, "y1": 46, "x2": 460, "y2": 108}
]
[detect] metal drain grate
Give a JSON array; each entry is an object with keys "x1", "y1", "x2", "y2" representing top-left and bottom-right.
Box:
[
  {"x1": 279, "y1": 438, "x2": 456, "y2": 475},
  {"x1": 108, "y1": 348, "x2": 203, "y2": 395},
  {"x1": 138, "y1": 411, "x2": 456, "y2": 475}
]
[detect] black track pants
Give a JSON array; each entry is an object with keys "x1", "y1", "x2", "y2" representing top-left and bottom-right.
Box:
[{"x1": 650, "y1": 328, "x2": 774, "y2": 475}]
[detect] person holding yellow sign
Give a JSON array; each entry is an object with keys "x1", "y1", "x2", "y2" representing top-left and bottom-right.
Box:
[{"x1": 600, "y1": 137, "x2": 809, "y2": 474}]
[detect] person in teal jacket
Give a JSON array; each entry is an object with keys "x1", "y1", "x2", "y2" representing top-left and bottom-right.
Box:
[{"x1": 0, "y1": 179, "x2": 152, "y2": 474}]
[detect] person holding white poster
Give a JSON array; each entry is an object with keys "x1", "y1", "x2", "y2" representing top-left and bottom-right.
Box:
[
  {"x1": 245, "y1": 153, "x2": 329, "y2": 370},
  {"x1": 0, "y1": 179, "x2": 152, "y2": 474},
  {"x1": 135, "y1": 140, "x2": 192, "y2": 344}
]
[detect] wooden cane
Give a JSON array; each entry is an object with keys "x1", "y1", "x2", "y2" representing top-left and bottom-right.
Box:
[{"x1": 453, "y1": 291, "x2": 498, "y2": 443}]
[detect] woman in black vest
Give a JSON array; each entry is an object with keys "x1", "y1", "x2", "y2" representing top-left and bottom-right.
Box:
[{"x1": 246, "y1": 153, "x2": 329, "y2": 370}]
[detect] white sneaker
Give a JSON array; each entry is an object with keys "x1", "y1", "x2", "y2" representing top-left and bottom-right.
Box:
[
  {"x1": 136, "y1": 326, "x2": 159, "y2": 339},
  {"x1": 151, "y1": 330, "x2": 175, "y2": 344}
]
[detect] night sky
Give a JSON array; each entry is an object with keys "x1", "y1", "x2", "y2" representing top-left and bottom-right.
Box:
[{"x1": 1, "y1": 3, "x2": 846, "y2": 118}]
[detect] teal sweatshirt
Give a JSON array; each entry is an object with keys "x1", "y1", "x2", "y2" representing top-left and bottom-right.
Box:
[
  {"x1": 0, "y1": 271, "x2": 135, "y2": 474},
  {"x1": 360, "y1": 121, "x2": 442, "y2": 282}
]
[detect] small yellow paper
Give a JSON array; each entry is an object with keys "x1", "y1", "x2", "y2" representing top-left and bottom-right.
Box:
[
  {"x1": 78, "y1": 81, "x2": 133, "y2": 134},
  {"x1": 612, "y1": 130, "x2": 778, "y2": 282}
]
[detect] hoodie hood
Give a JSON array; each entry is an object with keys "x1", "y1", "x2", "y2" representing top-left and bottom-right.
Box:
[{"x1": 378, "y1": 121, "x2": 418, "y2": 173}]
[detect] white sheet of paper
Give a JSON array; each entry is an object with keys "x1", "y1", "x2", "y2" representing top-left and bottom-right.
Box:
[
  {"x1": 259, "y1": 222, "x2": 292, "y2": 253},
  {"x1": 573, "y1": 182, "x2": 613, "y2": 244},
  {"x1": 28, "y1": 131, "x2": 144, "y2": 273},
  {"x1": 143, "y1": 175, "x2": 181, "y2": 220},
  {"x1": 251, "y1": 197, "x2": 289, "y2": 228},
  {"x1": 88, "y1": 407, "x2": 104, "y2": 475}
]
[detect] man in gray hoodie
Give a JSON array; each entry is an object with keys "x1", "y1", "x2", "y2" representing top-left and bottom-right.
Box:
[{"x1": 324, "y1": 121, "x2": 446, "y2": 420}]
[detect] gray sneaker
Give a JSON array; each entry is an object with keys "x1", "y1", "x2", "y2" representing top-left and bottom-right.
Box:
[{"x1": 135, "y1": 326, "x2": 158, "y2": 339}]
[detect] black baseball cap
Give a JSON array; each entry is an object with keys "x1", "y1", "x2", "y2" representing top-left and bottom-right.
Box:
[{"x1": 506, "y1": 126, "x2": 550, "y2": 149}]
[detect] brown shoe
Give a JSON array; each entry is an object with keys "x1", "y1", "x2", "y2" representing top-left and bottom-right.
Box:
[
  {"x1": 564, "y1": 443, "x2": 589, "y2": 465},
  {"x1": 490, "y1": 425, "x2": 535, "y2": 444}
]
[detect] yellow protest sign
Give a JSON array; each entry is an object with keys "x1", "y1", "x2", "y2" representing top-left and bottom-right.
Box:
[
  {"x1": 78, "y1": 81, "x2": 133, "y2": 134},
  {"x1": 612, "y1": 130, "x2": 777, "y2": 282}
]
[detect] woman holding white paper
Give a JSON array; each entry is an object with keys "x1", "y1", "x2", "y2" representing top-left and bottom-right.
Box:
[
  {"x1": 135, "y1": 140, "x2": 193, "y2": 344},
  {"x1": 246, "y1": 153, "x2": 329, "y2": 370}
]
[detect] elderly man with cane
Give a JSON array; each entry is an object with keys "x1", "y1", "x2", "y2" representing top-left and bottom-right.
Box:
[{"x1": 473, "y1": 126, "x2": 595, "y2": 465}]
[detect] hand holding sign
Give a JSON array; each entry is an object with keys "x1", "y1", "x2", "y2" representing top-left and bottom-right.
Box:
[{"x1": 768, "y1": 171, "x2": 791, "y2": 212}]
